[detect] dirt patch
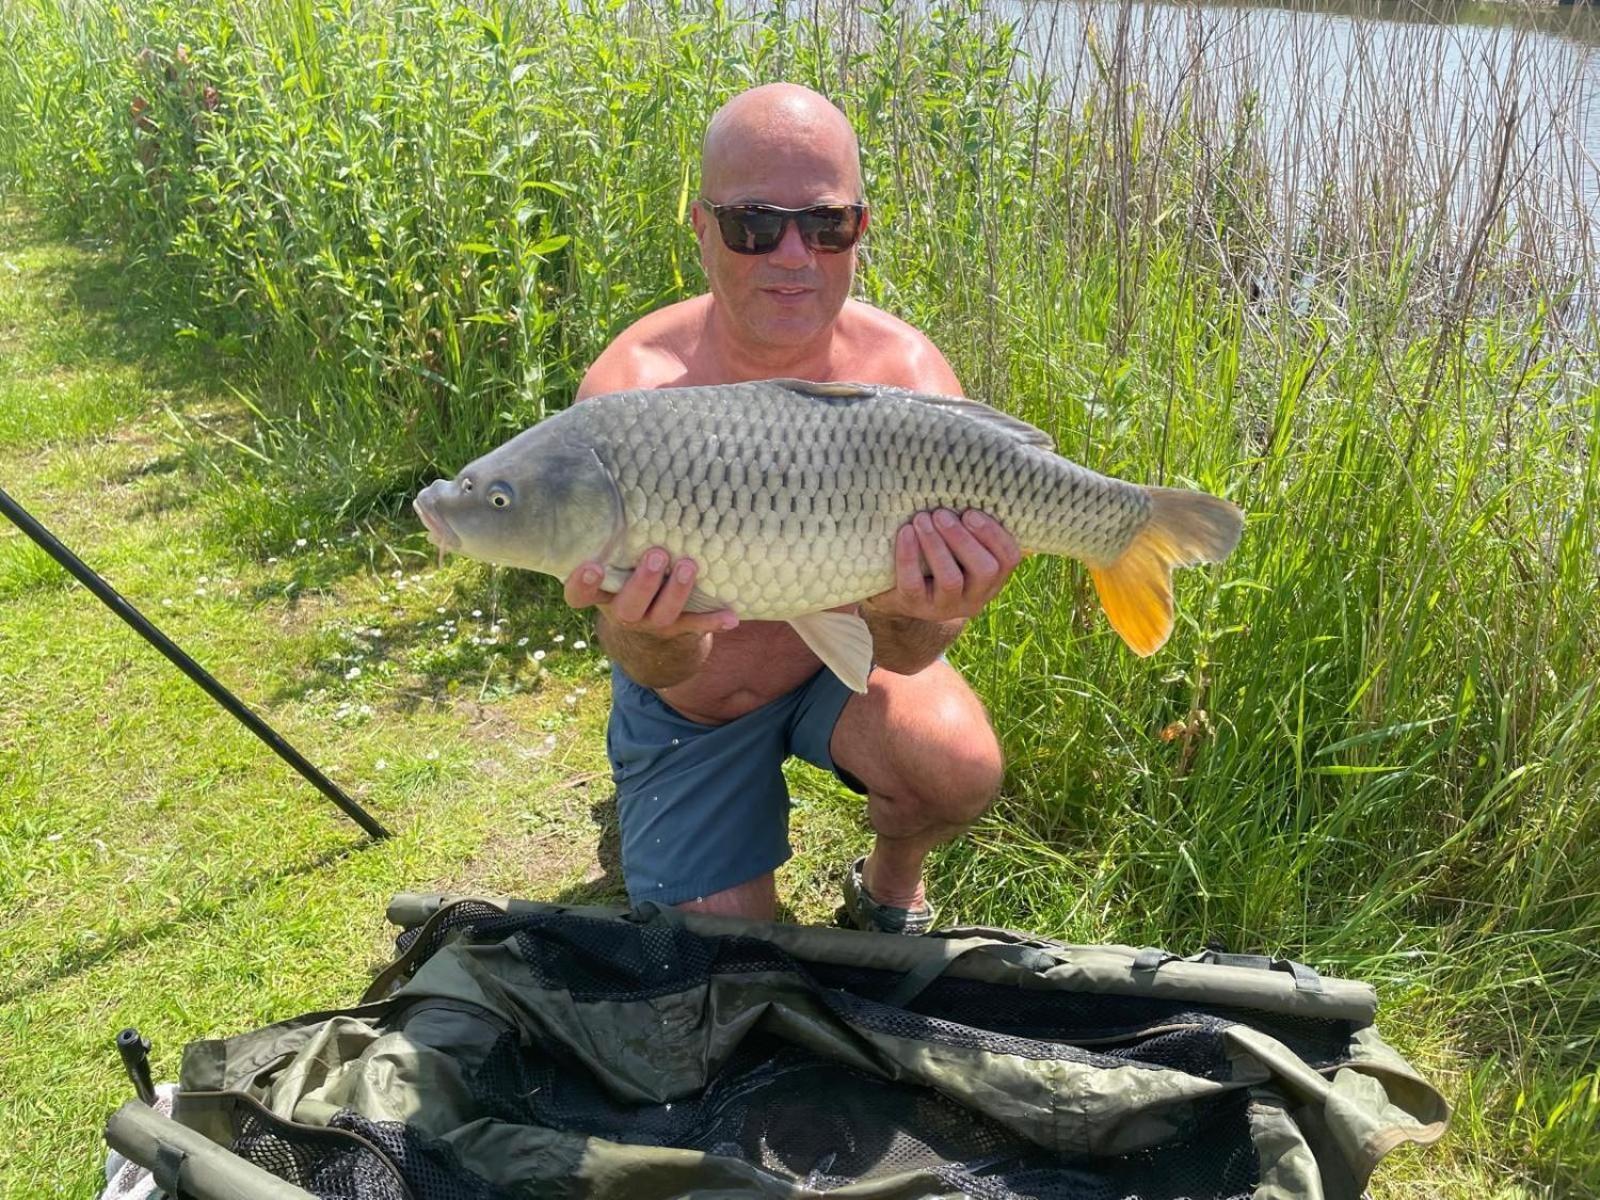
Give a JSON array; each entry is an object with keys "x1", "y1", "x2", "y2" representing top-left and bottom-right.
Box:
[{"x1": 433, "y1": 768, "x2": 621, "y2": 903}]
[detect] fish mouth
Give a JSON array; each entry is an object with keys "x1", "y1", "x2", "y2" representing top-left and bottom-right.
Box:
[{"x1": 413, "y1": 489, "x2": 460, "y2": 555}]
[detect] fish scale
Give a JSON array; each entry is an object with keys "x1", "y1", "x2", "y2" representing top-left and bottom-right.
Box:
[{"x1": 581, "y1": 381, "x2": 1151, "y2": 620}]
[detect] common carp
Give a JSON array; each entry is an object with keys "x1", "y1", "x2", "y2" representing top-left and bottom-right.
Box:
[{"x1": 413, "y1": 379, "x2": 1243, "y2": 691}]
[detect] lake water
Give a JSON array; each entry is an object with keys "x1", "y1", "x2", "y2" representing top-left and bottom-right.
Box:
[{"x1": 979, "y1": 0, "x2": 1600, "y2": 281}]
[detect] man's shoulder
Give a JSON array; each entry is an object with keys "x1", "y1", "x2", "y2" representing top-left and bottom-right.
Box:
[
  {"x1": 839, "y1": 300, "x2": 962, "y2": 394},
  {"x1": 576, "y1": 297, "x2": 708, "y2": 399}
]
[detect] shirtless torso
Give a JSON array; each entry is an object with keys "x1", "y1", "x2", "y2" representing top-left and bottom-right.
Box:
[
  {"x1": 574, "y1": 293, "x2": 964, "y2": 725},
  {"x1": 555, "y1": 82, "x2": 1013, "y2": 920}
]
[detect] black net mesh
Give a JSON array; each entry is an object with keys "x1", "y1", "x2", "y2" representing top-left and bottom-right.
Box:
[
  {"x1": 392, "y1": 901, "x2": 518, "y2": 959},
  {"x1": 461, "y1": 1026, "x2": 1258, "y2": 1198},
  {"x1": 230, "y1": 1103, "x2": 409, "y2": 1200},
  {"x1": 228, "y1": 905, "x2": 1354, "y2": 1199},
  {"x1": 329, "y1": 1114, "x2": 504, "y2": 1200}
]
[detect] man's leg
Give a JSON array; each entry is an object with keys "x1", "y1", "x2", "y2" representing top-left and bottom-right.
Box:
[
  {"x1": 676, "y1": 872, "x2": 777, "y2": 920},
  {"x1": 828, "y1": 661, "x2": 1004, "y2": 911},
  {"x1": 607, "y1": 665, "x2": 793, "y2": 922},
  {"x1": 677, "y1": 658, "x2": 1001, "y2": 924}
]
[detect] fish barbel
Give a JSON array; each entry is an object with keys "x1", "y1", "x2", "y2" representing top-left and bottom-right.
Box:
[{"x1": 413, "y1": 379, "x2": 1244, "y2": 690}]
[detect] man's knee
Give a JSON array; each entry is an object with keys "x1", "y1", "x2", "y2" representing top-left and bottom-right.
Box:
[
  {"x1": 902, "y1": 691, "x2": 1004, "y2": 824},
  {"x1": 837, "y1": 664, "x2": 1005, "y2": 826}
]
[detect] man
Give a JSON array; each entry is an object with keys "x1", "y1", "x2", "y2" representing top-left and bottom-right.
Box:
[{"x1": 563, "y1": 83, "x2": 1020, "y2": 932}]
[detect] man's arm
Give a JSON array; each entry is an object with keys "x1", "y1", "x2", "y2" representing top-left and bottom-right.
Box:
[
  {"x1": 862, "y1": 509, "x2": 1022, "y2": 674},
  {"x1": 565, "y1": 554, "x2": 735, "y2": 690},
  {"x1": 567, "y1": 331, "x2": 735, "y2": 688},
  {"x1": 861, "y1": 609, "x2": 966, "y2": 676},
  {"x1": 598, "y1": 624, "x2": 708, "y2": 690},
  {"x1": 574, "y1": 338, "x2": 655, "y2": 401}
]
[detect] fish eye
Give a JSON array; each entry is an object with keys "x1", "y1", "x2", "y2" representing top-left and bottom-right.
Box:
[{"x1": 488, "y1": 482, "x2": 513, "y2": 509}]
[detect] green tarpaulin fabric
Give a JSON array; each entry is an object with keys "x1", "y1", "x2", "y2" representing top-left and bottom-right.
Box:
[{"x1": 108, "y1": 896, "x2": 1446, "y2": 1200}]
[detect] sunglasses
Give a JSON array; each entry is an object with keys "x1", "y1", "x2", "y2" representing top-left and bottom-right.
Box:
[{"x1": 699, "y1": 200, "x2": 867, "y2": 255}]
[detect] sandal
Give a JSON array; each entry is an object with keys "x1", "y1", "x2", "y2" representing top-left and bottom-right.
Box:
[{"x1": 834, "y1": 856, "x2": 936, "y2": 935}]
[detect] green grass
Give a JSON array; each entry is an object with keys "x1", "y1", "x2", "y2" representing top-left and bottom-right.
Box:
[
  {"x1": 0, "y1": 206, "x2": 894, "y2": 1195},
  {"x1": 1, "y1": 0, "x2": 1599, "y2": 1194}
]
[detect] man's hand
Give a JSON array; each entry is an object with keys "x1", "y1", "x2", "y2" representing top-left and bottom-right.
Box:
[
  {"x1": 563, "y1": 548, "x2": 738, "y2": 639},
  {"x1": 864, "y1": 509, "x2": 1022, "y2": 623}
]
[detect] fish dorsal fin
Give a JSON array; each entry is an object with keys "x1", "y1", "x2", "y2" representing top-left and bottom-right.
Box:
[
  {"x1": 767, "y1": 378, "x2": 880, "y2": 400},
  {"x1": 765, "y1": 378, "x2": 1054, "y2": 450},
  {"x1": 900, "y1": 393, "x2": 1055, "y2": 449}
]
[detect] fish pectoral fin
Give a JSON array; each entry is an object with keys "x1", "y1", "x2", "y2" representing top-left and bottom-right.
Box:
[
  {"x1": 682, "y1": 586, "x2": 726, "y2": 614},
  {"x1": 598, "y1": 568, "x2": 726, "y2": 615},
  {"x1": 787, "y1": 611, "x2": 875, "y2": 694}
]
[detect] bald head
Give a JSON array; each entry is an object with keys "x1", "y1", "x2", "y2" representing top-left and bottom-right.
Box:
[{"x1": 701, "y1": 83, "x2": 863, "y2": 203}]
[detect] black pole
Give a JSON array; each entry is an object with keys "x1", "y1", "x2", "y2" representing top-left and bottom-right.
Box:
[
  {"x1": 116, "y1": 1028, "x2": 157, "y2": 1106},
  {"x1": 0, "y1": 485, "x2": 391, "y2": 840}
]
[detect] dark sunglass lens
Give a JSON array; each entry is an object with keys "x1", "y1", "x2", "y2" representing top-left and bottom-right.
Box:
[
  {"x1": 718, "y1": 206, "x2": 785, "y2": 254},
  {"x1": 707, "y1": 202, "x2": 862, "y2": 254},
  {"x1": 802, "y1": 206, "x2": 861, "y2": 252}
]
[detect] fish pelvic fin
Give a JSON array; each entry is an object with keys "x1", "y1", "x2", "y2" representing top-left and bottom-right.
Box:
[
  {"x1": 1089, "y1": 487, "x2": 1244, "y2": 657},
  {"x1": 788, "y1": 610, "x2": 874, "y2": 693}
]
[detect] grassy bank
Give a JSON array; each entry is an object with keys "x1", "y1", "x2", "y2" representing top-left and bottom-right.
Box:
[
  {"x1": 0, "y1": 204, "x2": 872, "y2": 1194},
  {"x1": 2, "y1": 0, "x2": 1598, "y2": 1193}
]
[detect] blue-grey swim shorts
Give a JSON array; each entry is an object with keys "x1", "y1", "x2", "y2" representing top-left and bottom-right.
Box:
[{"x1": 605, "y1": 662, "x2": 866, "y2": 905}]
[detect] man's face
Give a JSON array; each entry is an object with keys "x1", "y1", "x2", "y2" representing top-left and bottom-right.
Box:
[{"x1": 692, "y1": 123, "x2": 866, "y2": 353}]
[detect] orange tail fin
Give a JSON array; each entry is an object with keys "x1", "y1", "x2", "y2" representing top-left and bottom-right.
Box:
[{"x1": 1088, "y1": 487, "x2": 1244, "y2": 656}]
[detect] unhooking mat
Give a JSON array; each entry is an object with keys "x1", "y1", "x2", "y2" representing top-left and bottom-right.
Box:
[{"x1": 104, "y1": 894, "x2": 1448, "y2": 1200}]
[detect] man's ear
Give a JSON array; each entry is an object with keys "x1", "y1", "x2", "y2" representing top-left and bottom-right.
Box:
[
  {"x1": 859, "y1": 206, "x2": 870, "y2": 237},
  {"x1": 689, "y1": 201, "x2": 717, "y2": 277}
]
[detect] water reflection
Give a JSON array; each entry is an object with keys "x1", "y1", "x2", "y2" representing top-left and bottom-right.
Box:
[{"x1": 967, "y1": 0, "x2": 1600, "y2": 279}]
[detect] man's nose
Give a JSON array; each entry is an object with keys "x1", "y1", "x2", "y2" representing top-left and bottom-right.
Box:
[{"x1": 767, "y1": 217, "x2": 813, "y2": 268}]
